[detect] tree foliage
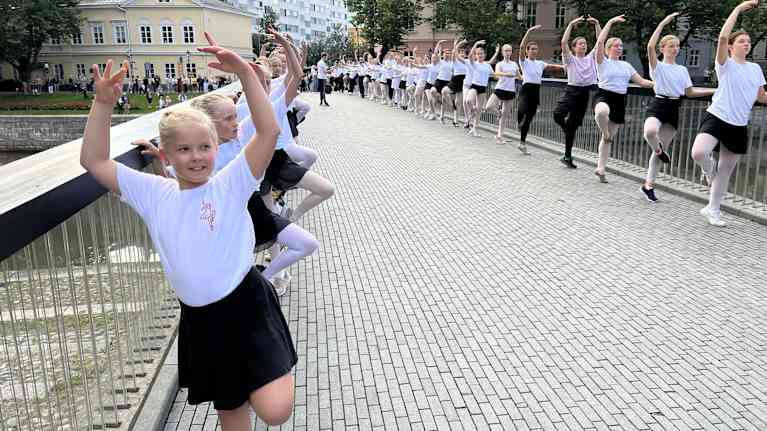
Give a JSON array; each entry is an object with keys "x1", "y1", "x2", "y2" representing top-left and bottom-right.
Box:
[
  {"x1": 346, "y1": 0, "x2": 424, "y2": 51},
  {"x1": 252, "y1": 6, "x2": 279, "y2": 55},
  {"x1": 428, "y1": 0, "x2": 528, "y2": 50},
  {"x1": 0, "y1": 0, "x2": 81, "y2": 82},
  {"x1": 306, "y1": 24, "x2": 356, "y2": 65}
]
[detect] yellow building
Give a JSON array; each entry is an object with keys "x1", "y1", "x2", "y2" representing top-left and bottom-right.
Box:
[{"x1": 0, "y1": 0, "x2": 255, "y2": 85}]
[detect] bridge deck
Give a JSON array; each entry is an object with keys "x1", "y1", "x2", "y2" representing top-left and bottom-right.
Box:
[{"x1": 164, "y1": 92, "x2": 767, "y2": 431}]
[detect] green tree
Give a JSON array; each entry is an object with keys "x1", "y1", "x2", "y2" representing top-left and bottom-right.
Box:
[
  {"x1": 306, "y1": 24, "x2": 356, "y2": 65},
  {"x1": 428, "y1": 0, "x2": 527, "y2": 51},
  {"x1": 0, "y1": 0, "x2": 81, "y2": 84},
  {"x1": 346, "y1": 0, "x2": 423, "y2": 51},
  {"x1": 253, "y1": 6, "x2": 279, "y2": 55}
]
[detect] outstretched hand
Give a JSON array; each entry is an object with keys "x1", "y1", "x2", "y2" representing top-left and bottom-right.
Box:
[
  {"x1": 92, "y1": 60, "x2": 127, "y2": 106},
  {"x1": 587, "y1": 15, "x2": 600, "y2": 25},
  {"x1": 198, "y1": 32, "x2": 249, "y2": 74},
  {"x1": 608, "y1": 15, "x2": 626, "y2": 24},
  {"x1": 662, "y1": 12, "x2": 681, "y2": 24},
  {"x1": 738, "y1": 0, "x2": 759, "y2": 11},
  {"x1": 528, "y1": 24, "x2": 543, "y2": 32},
  {"x1": 132, "y1": 138, "x2": 163, "y2": 161}
]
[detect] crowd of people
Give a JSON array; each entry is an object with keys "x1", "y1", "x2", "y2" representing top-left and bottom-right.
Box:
[
  {"x1": 77, "y1": 1, "x2": 764, "y2": 430},
  {"x1": 316, "y1": 1, "x2": 765, "y2": 228}
]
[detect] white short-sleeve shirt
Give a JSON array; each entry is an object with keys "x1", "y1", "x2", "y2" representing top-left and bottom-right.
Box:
[
  {"x1": 116, "y1": 152, "x2": 261, "y2": 307},
  {"x1": 471, "y1": 62, "x2": 494, "y2": 86},
  {"x1": 463, "y1": 62, "x2": 474, "y2": 88},
  {"x1": 708, "y1": 58, "x2": 766, "y2": 126},
  {"x1": 650, "y1": 62, "x2": 692, "y2": 98},
  {"x1": 317, "y1": 59, "x2": 327, "y2": 79},
  {"x1": 564, "y1": 52, "x2": 597, "y2": 86},
  {"x1": 494, "y1": 60, "x2": 519, "y2": 92},
  {"x1": 454, "y1": 60, "x2": 467, "y2": 76},
  {"x1": 437, "y1": 60, "x2": 453, "y2": 81},
  {"x1": 597, "y1": 58, "x2": 637, "y2": 94},
  {"x1": 426, "y1": 64, "x2": 440, "y2": 84},
  {"x1": 520, "y1": 59, "x2": 546, "y2": 84}
]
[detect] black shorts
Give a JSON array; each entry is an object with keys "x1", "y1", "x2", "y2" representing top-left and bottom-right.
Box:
[
  {"x1": 434, "y1": 79, "x2": 450, "y2": 93},
  {"x1": 449, "y1": 75, "x2": 465, "y2": 93},
  {"x1": 646, "y1": 97, "x2": 682, "y2": 129},
  {"x1": 386, "y1": 78, "x2": 392, "y2": 89},
  {"x1": 593, "y1": 88, "x2": 628, "y2": 124},
  {"x1": 518, "y1": 83, "x2": 540, "y2": 114},
  {"x1": 698, "y1": 112, "x2": 750, "y2": 154},
  {"x1": 399, "y1": 80, "x2": 406, "y2": 90},
  {"x1": 493, "y1": 88, "x2": 516, "y2": 101},
  {"x1": 248, "y1": 193, "x2": 291, "y2": 251},
  {"x1": 424, "y1": 82, "x2": 433, "y2": 91},
  {"x1": 178, "y1": 267, "x2": 297, "y2": 410},
  {"x1": 470, "y1": 84, "x2": 487, "y2": 94},
  {"x1": 554, "y1": 85, "x2": 592, "y2": 127},
  {"x1": 259, "y1": 149, "x2": 308, "y2": 195}
]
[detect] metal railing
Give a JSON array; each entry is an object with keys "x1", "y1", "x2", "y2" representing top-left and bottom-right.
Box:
[
  {"x1": 0, "y1": 99, "x2": 188, "y2": 429},
  {"x1": 478, "y1": 80, "x2": 767, "y2": 213}
]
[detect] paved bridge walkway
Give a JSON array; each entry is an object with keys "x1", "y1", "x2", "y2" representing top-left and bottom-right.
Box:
[{"x1": 164, "y1": 92, "x2": 767, "y2": 431}]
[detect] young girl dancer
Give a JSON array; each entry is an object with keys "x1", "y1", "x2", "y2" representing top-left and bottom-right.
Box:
[
  {"x1": 555, "y1": 16, "x2": 600, "y2": 168},
  {"x1": 594, "y1": 15, "x2": 654, "y2": 183},
  {"x1": 414, "y1": 51, "x2": 429, "y2": 116},
  {"x1": 516, "y1": 25, "x2": 565, "y2": 155},
  {"x1": 461, "y1": 41, "x2": 499, "y2": 137},
  {"x1": 691, "y1": 0, "x2": 767, "y2": 226},
  {"x1": 640, "y1": 12, "x2": 715, "y2": 202},
  {"x1": 449, "y1": 40, "x2": 468, "y2": 126},
  {"x1": 483, "y1": 43, "x2": 519, "y2": 145},
  {"x1": 81, "y1": 36, "x2": 297, "y2": 429},
  {"x1": 423, "y1": 52, "x2": 441, "y2": 120},
  {"x1": 432, "y1": 40, "x2": 454, "y2": 123}
]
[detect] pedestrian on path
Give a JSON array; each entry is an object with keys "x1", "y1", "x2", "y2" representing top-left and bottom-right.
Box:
[{"x1": 317, "y1": 53, "x2": 329, "y2": 106}]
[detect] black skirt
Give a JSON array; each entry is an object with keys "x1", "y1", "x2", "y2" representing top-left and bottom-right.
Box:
[
  {"x1": 286, "y1": 109, "x2": 300, "y2": 138},
  {"x1": 178, "y1": 267, "x2": 298, "y2": 411},
  {"x1": 646, "y1": 97, "x2": 682, "y2": 129},
  {"x1": 259, "y1": 149, "x2": 308, "y2": 195},
  {"x1": 698, "y1": 112, "x2": 749, "y2": 154},
  {"x1": 493, "y1": 88, "x2": 516, "y2": 101},
  {"x1": 434, "y1": 79, "x2": 450, "y2": 93},
  {"x1": 554, "y1": 85, "x2": 592, "y2": 127},
  {"x1": 593, "y1": 88, "x2": 628, "y2": 124},
  {"x1": 424, "y1": 82, "x2": 433, "y2": 90},
  {"x1": 518, "y1": 83, "x2": 540, "y2": 114},
  {"x1": 448, "y1": 75, "x2": 465, "y2": 93},
  {"x1": 399, "y1": 80, "x2": 406, "y2": 90},
  {"x1": 470, "y1": 84, "x2": 487, "y2": 94},
  {"x1": 248, "y1": 193, "x2": 291, "y2": 251}
]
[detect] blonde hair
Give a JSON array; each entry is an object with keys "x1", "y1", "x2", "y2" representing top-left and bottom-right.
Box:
[
  {"x1": 571, "y1": 37, "x2": 587, "y2": 49},
  {"x1": 159, "y1": 107, "x2": 217, "y2": 148},
  {"x1": 659, "y1": 35, "x2": 679, "y2": 48},
  {"x1": 190, "y1": 93, "x2": 231, "y2": 119},
  {"x1": 605, "y1": 37, "x2": 622, "y2": 51}
]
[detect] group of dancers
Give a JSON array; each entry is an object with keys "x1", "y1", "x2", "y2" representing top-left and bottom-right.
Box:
[{"x1": 326, "y1": 0, "x2": 766, "y2": 227}]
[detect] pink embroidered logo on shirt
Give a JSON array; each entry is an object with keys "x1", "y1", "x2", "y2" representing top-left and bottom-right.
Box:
[{"x1": 200, "y1": 201, "x2": 216, "y2": 231}]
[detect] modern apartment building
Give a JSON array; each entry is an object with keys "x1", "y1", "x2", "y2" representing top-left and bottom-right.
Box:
[
  {"x1": 232, "y1": 0, "x2": 349, "y2": 42},
  {"x1": 0, "y1": 0, "x2": 255, "y2": 83}
]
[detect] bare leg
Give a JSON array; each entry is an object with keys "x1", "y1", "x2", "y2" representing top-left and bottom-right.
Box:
[
  {"x1": 217, "y1": 403, "x2": 251, "y2": 431},
  {"x1": 248, "y1": 373, "x2": 295, "y2": 426}
]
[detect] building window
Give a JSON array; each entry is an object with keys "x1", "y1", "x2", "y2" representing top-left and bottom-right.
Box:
[
  {"x1": 50, "y1": 36, "x2": 61, "y2": 45},
  {"x1": 54, "y1": 64, "x2": 64, "y2": 79},
  {"x1": 165, "y1": 63, "x2": 176, "y2": 78},
  {"x1": 72, "y1": 31, "x2": 83, "y2": 45},
  {"x1": 113, "y1": 21, "x2": 128, "y2": 44},
  {"x1": 91, "y1": 23, "x2": 104, "y2": 44},
  {"x1": 145, "y1": 63, "x2": 156, "y2": 77},
  {"x1": 76, "y1": 63, "x2": 87, "y2": 77},
  {"x1": 182, "y1": 23, "x2": 195, "y2": 43},
  {"x1": 161, "y1": 24, "x2": 174, "y2": 44},
  {"x1": 555, "y1": 1, "x2": 566, "y2": 29},
  {"x1": 687, "y1": 49, "x2": 700, "y2": 67},
  {"x1": 186, "y1": 63, "x2": 197, "y2": 77},
  {"x1": 525, "y1": 1, "x2": 537, "y2": 28},
  {"x1": 140, "y1": 24, "x2": 152, "y2": 44},
  {"x1": 98, "y1": 64, "x2": 107, "y2": 73}
]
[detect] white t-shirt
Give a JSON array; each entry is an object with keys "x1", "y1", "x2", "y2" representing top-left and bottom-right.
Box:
[
  {"x1": 650, "y1": 62, "x2": 692, "y2": 98},
  {"x1": 391, "y1": 65, "x2": 402, "y2": 80},
  {"x1": 317, "y1": 59, "x2": 327, "y2": 79},
  {"x1": 564, "y1": 52, "x2": 597, "y2": 86},
  {"x1": 426, "y1": 64, "x2": 440, "y2": 84},
  {"x1": 597, "y1": 58, "x2": 637, "y2": 94},
  {"x1": 708, "y1": 58, "x2": 766, "y2": 126},
  {"x1": 463, "y1": 62, "x2": 474, "y2": 88},
  {"x1": 274, "y1": 94, "x2": 293, "y2": 150},
  {"x1": 494, "y1": 60, "x2": 519, "y2": 91},
  {"x1": 453, "y1": 61, "x2": 467, "y2": 76},
  {"x1": 437, "y1": 60, "x2": 453, "y2": 81},
  {"x1": 521, "y1": 59, "x2": 546, "y2": 85},
  {"x1": 471, "y1": 62, "x2": 493, "y2": 86},
  {"x1": 116, "y1": 152, "x2": 260, "y2": 307},
  {"x1": 417, "y1": 67, "x2": 428, "y2": 85}
]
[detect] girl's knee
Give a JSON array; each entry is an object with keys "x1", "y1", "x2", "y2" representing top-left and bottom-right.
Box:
[
  {"x1": 691, "y1": 146, "x2": 707, "y2": 162},
  {"x1": 643, "y1": 127, "x2": 658, "y2": 141},
  {"x1": 249, "y1": 374, "x2": 295, "y2": 426},
  {"x1": 302, "y1": 234, "x2": 320, "y2": 255}
]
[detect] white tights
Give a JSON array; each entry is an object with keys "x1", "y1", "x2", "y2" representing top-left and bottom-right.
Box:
[
  {"x1": 691, "y1": 133, "x2": 741, "y2": 214},
  {"x1": 292, "y1": 171, "x2": 335, "y2": 221},
  {"x1": 263, "y1": 224, "x2": 319, "y2": 280},
  {"x1": 485, "y1": 94, "x2": 512, "y2": 139},
  {"x1": 594, "y1": 102, "x2": 621, "y2": 174},
  {"x1": 643, "y1": 117, "x2": 678, "y2": 186},
  {"x1": 284, "y1": 139, "x2": 319, "y2": 169}
]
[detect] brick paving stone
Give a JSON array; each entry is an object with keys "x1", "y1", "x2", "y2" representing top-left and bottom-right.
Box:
[{"x1": 166, "y1": 93, "x2": 767, "y2": 430}]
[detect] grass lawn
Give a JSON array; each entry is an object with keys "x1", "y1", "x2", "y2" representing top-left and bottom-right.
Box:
[{"x1": 0, "y1": 92, "x2": 204, "y2": 115}]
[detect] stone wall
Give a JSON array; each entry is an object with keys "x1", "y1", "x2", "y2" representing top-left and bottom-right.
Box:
[{"x1": 0, "y1": 115, "x2": 140, "y2": 152}]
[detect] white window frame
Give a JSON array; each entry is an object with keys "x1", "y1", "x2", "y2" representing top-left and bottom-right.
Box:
[
  {"x1": 91, "y1": 23, "x2": 104, "y2": 45},
  {"x1": 687, "y1": 49, "x2": 700, "y2": 67},
  {"x1": 145, "y1": 63, "x2": 156, "y2": 78},
  {"x1": 50, "y1": 35, "x2": 61, "y2": 45},
  {"x1": 139, "y1": 23, "x2": 152, "y2": 44},
  {"x1": 555, "y1": 1, "x2": 566, "y2": 29},
  {"x1": 76, "y1": 64, "x2": 87, "y2": 77},
  {"x1": 54, "y1": 64, "x2": 64, "y2": 79},
  {"x1": 72, "y1": 31, "x2": 83, "y2": 45},
  {"x1": 185, "y1": 63, "x2": 197, "y2": 77},
  {"x1": 182, "y1": 21, "x2": 195, "y2": 44},
  {"x1": 525, "y1": 1, "x2": 537, "y2": 28},
  {"x1": 165, "y1": 63, "x2": 176, "y2": 78},
  {"x1": 113, "y1": 21, "x2": 128, "y2": 44},
  {"x1": 161, "y1": 22, "x2": 174, "y2": 44}
]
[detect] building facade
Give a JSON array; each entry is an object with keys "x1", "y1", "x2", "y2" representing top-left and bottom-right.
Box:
[
  {"x1": 231, "y1": 0, "x2": 349, "y2": 42},
  {"x1": 1, "y1": 0, "x2": 255, "y2": 85}
]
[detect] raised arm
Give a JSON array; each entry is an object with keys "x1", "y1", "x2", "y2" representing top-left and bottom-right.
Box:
[
  {"x1": 468, "y1": 40, "x2": 484, "y2": 64},
  {"x1": 80, "y1": 59, "x2": 128, "y2": 193},
  {"x1": 648, "y1": 12, "x2": 680, "y2": 70},
  {"x1": 270, "y1": 29, "x2": 301, "y2": 104},
  {"x1": 488, "y1": 44, "x2": 500, "y2": 64},
  {"x1": 717, "y1": 0, "x2": 759, "y2": 65},
  {"x1": 199, "y1": 32, "x2": 279, "y2": 178},
  {"x1": 596, "y1": 15, "x2": 625, "y2": 64},
  {"x1": 519, "y1": 25, "x2": 542, "y2": 63},
  {"x1": 434, "y1": 39, "x2": 446, "y2": 55},
  {"x1": 453, "y1": 40, "x2": 468, "y2": 63},
  {"x1": 590, "y1": 16, "x2": 601, "y2": 55},
  {"x1": 561, "y1": 17, "x2": 584, "y2": 58}
]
